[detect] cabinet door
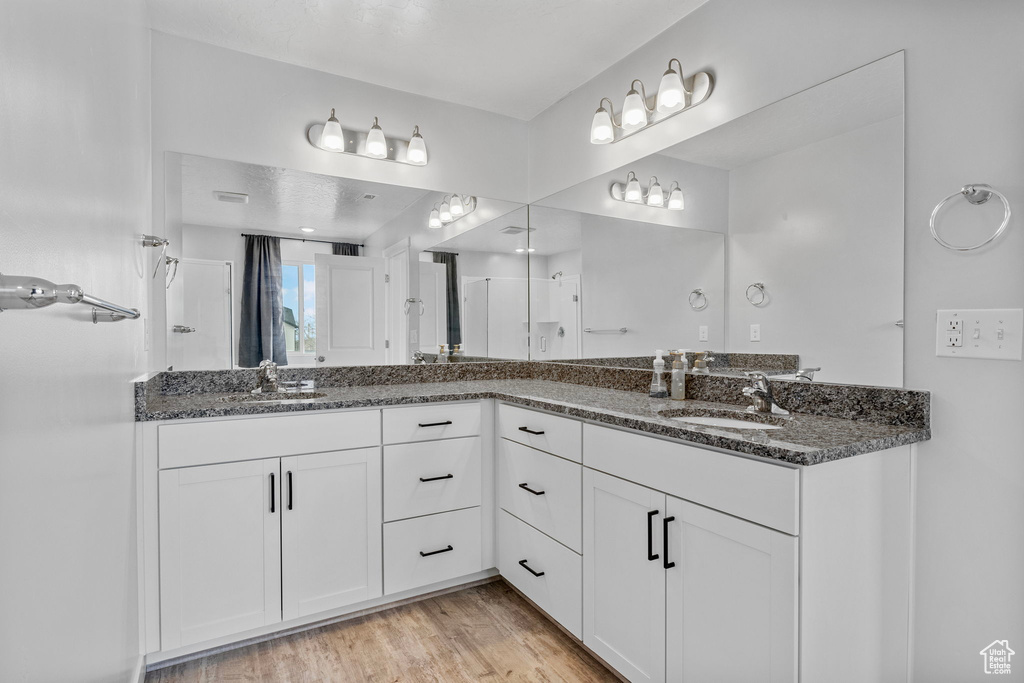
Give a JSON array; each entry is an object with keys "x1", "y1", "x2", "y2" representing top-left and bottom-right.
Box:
[
  {"x1": 281, "y1": 448, "x2": 383, "y2": 621},
  {"x1": 159, "y1": 459, "x2": 281, "y2": 650},
  {"x1": 665, "y1": 496, "x2": 798, "y2": 683},
  {"x1": 583, "y1": 468, "x2": 666, "y2": 683}
]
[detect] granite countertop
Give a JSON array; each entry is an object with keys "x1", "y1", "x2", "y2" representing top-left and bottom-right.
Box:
[{"x1": 138, "y1": 378, "x2": 929, "y2": 466}]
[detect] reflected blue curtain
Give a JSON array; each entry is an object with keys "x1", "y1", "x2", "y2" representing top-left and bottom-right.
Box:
[
  {"x1": 239, "y1": 235, "x2": 288, "y2": 367},
  {"x1": 432, "y1": 252, "x2": 461, "y2": 347}
]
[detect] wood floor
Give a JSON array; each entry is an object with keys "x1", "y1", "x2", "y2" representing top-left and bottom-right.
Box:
[{"x1": 146, "y1": 580, "x2": 619, "y2": 682}]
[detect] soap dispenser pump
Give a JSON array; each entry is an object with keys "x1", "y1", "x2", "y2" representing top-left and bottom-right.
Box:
[
  {"x1": 650, "y1": 350, "x2": 668, "y2": 398},
  {"x1": 671, "y1": 349, "x2": 689, "y2": 400}
]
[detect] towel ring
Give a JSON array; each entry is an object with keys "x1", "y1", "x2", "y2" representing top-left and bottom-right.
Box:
[
  {"x1": 688, "y1": 288, "x2": 708, "y2": 311},
  {"x1": 929, "y1": 184, "x2": 1011, "y2": 252},
  {"x1": 746, "y1": 282, "x2": 767, "y2": 306}
]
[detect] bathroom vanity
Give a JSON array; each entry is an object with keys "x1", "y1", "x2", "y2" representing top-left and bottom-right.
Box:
[{"x1": 136, "y1": 366, "x2": 928, "y2": 682}]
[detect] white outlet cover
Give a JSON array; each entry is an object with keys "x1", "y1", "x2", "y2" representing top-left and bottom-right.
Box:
[
  {"x1": 750, "y1": 323, "x2": 761, "y2": 342},
  {"x1": 698, "y1": 325, "x2": 708, "y2": 342},
  {"x1": 935, "y1": 309, "x2": 1023, "y2": 360}
]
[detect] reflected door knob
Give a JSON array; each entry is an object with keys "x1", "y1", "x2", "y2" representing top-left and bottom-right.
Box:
[
  {"x1": 317, "y1": 356, "x2": 325, "y2": 362},
  {"x1": 173, "y1": 325, "x2": 196, "y2": 334}
]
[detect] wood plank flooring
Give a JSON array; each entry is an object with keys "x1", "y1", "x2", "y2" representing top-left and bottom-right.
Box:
[{"x1": 146, "y1": 580, "x2": 619, "y2": 682}]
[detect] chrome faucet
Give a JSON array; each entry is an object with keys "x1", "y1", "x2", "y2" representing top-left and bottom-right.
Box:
[
  {"x1": 411, "y1": 350, "x2": 426, "y2": 365},
  {"x1": 743, "y1": 372, "x2": 789, "y2": 415},
  {"x1": 255, "y1": 359, "x2": 279, "y2": 393},
  {"x1": 794, "y1": 367, "x2": 821, "y2": 381}
]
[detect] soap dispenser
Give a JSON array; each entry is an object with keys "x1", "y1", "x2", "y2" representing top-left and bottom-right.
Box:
[
  {"x1": 650, "y1": 350, "x2": 668, "y2": 398},
  {"x1": 671, "y1": 350, "x2": 689, "y2": 400}
]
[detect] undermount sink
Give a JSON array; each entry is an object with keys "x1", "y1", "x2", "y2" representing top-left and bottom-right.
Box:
[
  {"x1": 657, "y1": 407, "x2": 786, "y2": 430},
  {"x1": 218, "y1": 391, "x2": 327, "y2": 403}
]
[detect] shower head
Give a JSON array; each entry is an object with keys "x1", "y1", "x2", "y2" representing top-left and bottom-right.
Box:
[{"x1": 551, "y1": 271, "x2": 563, "y2": 280}]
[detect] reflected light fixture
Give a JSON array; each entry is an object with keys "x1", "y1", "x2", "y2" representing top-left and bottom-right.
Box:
[
  {"x1": 589, "y1": 59, "x2": 713, "y2": 144},
  {"x1": 300, "y1": 227, "x2": 316, "y2": 233},
  {"x1": 426, "y1": 194, "x2": 477, "y2": 230},
  {"x1": 307, "y1": 110, "x2": 429, "y2": 166},
  {"x1": 515, "y1": 248, "x2": 536, "y2": 253},
  {"x1": 610, "y1": 172, "x2": 684, "y2": 211}
]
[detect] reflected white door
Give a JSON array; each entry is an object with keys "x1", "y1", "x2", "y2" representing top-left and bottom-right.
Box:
[
  {"x1": 419, "y1": 262, "x2": 447, "y2": 351},
  {"x1": 463, "y1": 279, "x2": 488, "y2": 356},
  {"x1": 384, "y1": 241, "x2": 409, "y2": 364},
  {"x1": 175, "y1": 259, "x2": 233, "y2": 370},
  {"x1": 487, "y1": 278, "x2": 529, "y2": 360},
  {"x1": 314, "y1": 253, "x2": 386, "y2": 366}
]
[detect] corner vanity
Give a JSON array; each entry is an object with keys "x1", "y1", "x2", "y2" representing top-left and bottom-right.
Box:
[{"x1": 136, "y1": 364, "x2": 929, "y2": 683}]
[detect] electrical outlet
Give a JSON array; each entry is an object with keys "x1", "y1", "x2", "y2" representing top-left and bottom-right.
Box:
[
  {"x1": 698, "y1": 325, "x2": 708, "y2": 342},
  {"x1": 936, "y1": 309, "x2": 1023, "y2": 359},
  {"x1": 409, "y1": 329, "x2": 418, "y2": 344},
  {"x1": 750, "y1": 324, "x2": 761, "y2": 342}
]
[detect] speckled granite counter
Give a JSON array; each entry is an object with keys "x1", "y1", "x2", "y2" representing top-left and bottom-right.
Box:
[{"x1": 137, "y1": 377, "x2": 929, "y2": 466}]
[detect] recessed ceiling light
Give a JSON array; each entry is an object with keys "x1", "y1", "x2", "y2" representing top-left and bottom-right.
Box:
[
  {"x1": 300, "y1": 227, "x2": 315, "y2": 233},
  {"x1": 514, "y1": 248, "x2": 536, "y2": 253},
  {"x1": 213, "y1": 191, "x2": 249, "y2": 204},
  {"x1": 515, "y1": 248, "x2": 525, "y2": 253}
]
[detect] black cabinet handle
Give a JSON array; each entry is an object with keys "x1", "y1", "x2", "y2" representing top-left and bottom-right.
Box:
[
  {"x1": 419, "y1": 473, "x2": 454, "y2": 482},
  {"x1": 518, "y1": 426, "x2": 546, "y2": 436},
  {"x1": 287, "y1": 471, "x2": 293, "y2": 511},
  {"x1": 420, "y1": 545, "x2": 454, "y2": 557},
  {"x1": 418, "y1": 420, "x2": 453, "y2": 428},
  {"x1": 663, "y1": 516, "x2": 676, "y2": 569},
  {"x1": 647, "y1": 510, "x2": 659, "y2": 561},
  {"x1": 519, "y1": 482, "x2": 546, "y2": 496},
  {"x1": 269, "y1": 473, "x2": 276, "y2": 514},
  {"x1": 519, "y1": 559, "x2": 545, "y2": 577}
]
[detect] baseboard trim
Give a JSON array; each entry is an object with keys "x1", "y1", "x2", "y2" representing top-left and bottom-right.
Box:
[{"x1": 147, "y1": 571, "x2": 500, "y2": 672}]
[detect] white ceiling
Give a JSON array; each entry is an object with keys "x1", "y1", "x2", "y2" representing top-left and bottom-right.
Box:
[
  {"x1": 180, "y1": 154, "x2": 430, "y2": 238},
  {"x1": 659, "y1": 54, "x2": 903, "y2": 170},
  {"x1": 431, "y1": 206, "x2": 531, "y2": 253},
  {"x1": 147, "y1": 0, "x2": 710, "y2": 120}
]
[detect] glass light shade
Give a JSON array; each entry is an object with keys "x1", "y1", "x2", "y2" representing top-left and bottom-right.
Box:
[
  {"x1": 450, "y1": 194, "x2": 465, "y2": 216},
  {"x1": 667, "y1": 187, "x2": 685, "y2": 210},
  {"x1": 407, "y1": 127, "x2": 428, "y2": 165},
  {"x1": 647, "y1": 179, "x2": 664, "y2": 206},
  {"x1": 439, "y1": 199, "x2": 452, "y2": 223},
  {"x1": 624, "y1": 175, "x2": 642, "y2": 203},
  {"x1": 320, "y1": 109, "x2": 345, "y2": 150},
  {"x1": 365, "y1": 118, "x2": 387, "y2": 158},
  {"x1": 656, "y1": 68, "x2": 686, "y2": 112},
  {"x1": 621, "y1": 88, "x2": 648, "y2": 131},
  {"x1": 590, "y1": 107, "x2": 614, "y2": 144},
  {"x1": 428, "y1": 208, "x2": 442, "y2": 228}
]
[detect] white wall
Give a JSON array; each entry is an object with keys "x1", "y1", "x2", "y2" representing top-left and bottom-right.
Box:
[
  {"x1": 579, "y1": 215, "x2": 725, "y2": 356},
  {"x1": 0, "y1": 1, "x2": 150, "y2": 681},
  {"x1": 727, "y1": 117, "x2": 904, "y2": 385},
  {"x1": 529, "y1": 2, "x2": 1024, "y2": 679}
]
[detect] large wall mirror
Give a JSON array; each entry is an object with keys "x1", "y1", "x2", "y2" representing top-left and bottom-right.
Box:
[
  {"x1": 529, "y1": 53, "x2": 905, "y2": 386},
  {"x1": 162, "y1": 153, "x2": 525, "y2": 370}
]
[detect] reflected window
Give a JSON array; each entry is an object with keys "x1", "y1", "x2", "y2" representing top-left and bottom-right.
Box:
[{"x1": 282, "y1": 262, "x2": 316, "y2": 354}]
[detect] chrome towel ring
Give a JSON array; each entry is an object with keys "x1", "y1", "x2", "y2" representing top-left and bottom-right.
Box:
[
  {"x1": 746, "y1": 282, "x2": 767, "y2": 306},
  {"x1": 929, "y1": 184, "x2": 1011, "y2": 252},
  {"x1": 688, "y1": 288, "x2": 708, "y2": 311}
]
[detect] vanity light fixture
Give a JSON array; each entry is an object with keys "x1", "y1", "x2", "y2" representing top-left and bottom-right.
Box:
[
  {"x1": 307, "y1": 110, "x2": 428, "y2": 166},
  {"x1": 589, "y1": 59, "x2": 714, "y2": 144},
  {"x1": 611, "y1": 173, "x2": 684, "y2": 211},
  {"x1": 427, "y1": 194, "x2": 477, "y2": 229}
]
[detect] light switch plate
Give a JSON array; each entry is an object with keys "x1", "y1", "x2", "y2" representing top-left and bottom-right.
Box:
[{"x1": 935, "y1": 309, "x2": 1023, "y2": 359}]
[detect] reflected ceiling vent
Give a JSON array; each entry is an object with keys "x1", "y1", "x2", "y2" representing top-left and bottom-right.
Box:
[
  {"x1": 361, "y1": 193, "x2": 378, "y2": 200},
  {"x1": 499, "y1": 225, "x2": 535, "y2": 235},
  {"x1": 213, "y1": 191, "x2": 249, "y2": 204}
]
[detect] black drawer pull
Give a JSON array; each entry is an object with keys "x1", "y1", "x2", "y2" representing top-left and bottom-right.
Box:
[
  {"x1": 518, "y1": 426, "x2": 546, "y2": 436},
  {"x1": 519, "y1": 482, "x2": 546, "y2": 496},
  {"x1": 419, "y1": 473, "x2": 454, "y2": 483},
  {"x1": 287, "y1": 470, "x2": 294, "y2": 510},
  {"x1": 519, "y1": 559, "x2": 545, "y2": 577},
  {"x1": 647, "y1": 510, "x2": 659, "y2": 561},
  {"x1": 269, "y1": 473, "x2": 276, "y2": 514},
  {"x1": 663, "y1": 516, "x2": 676, "y2": 570},
  {"x1": 418, "y1": 420, "x2": 453, "y2": 428},
  {"x1": 420, "y1": 545, "x2": 454, "y2": 557}
]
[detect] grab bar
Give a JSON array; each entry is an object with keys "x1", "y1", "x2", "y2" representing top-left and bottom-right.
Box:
[
  {"x1": 584, "y1": 327, "x2": 628, "y2": 334},
  {"x1": 0, "y1": 273, "x2": 140, "y2": 323}
]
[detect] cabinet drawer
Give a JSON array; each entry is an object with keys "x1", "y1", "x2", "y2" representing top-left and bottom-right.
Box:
[
  {"x1": 383, "y1": 437, "x2": 481, "y2": 521},
  {"x1": 498, "y1": 404, "x2": 582, "y2": 463},
  {"x1": 498, "y1": 511, "x2": 582, "y2": 638},
  {"x1": 159, "y1": 410, "x2": 381, "y2": 469},
  {"x1": 383, "y1": 507, "x2": 482, "y2": 594},
  {"x1": 498, "y1": 440, "x2": 582, "y2": 552},
  {"x1": 584, "y1": 424, "x2": 800, "y2": 535},
  {"x1": 383, "y1": 403, "x2": 481, "y2": 444}
]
